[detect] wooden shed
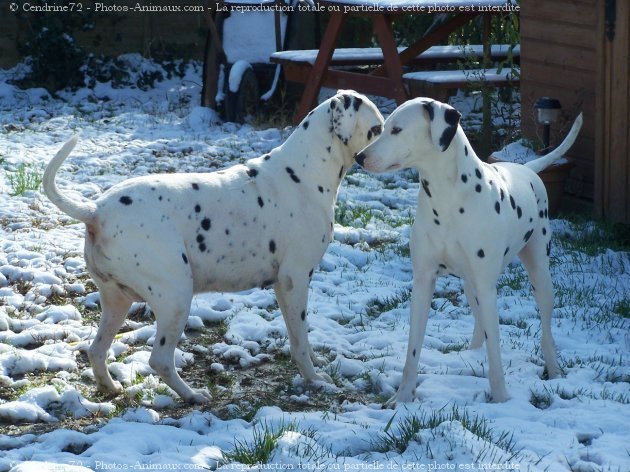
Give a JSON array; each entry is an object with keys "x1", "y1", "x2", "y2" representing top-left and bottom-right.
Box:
[{"x1": 520, "y1": 0, "x2": 629, "y2": 223}]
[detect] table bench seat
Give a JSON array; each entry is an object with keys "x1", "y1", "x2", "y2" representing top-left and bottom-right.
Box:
[
  {"x1": 403, "y1": 67, "x2": 520, "y2": 101},
  {"x1": 270, "y1": 44, "x2": 519, "y2": 67}
]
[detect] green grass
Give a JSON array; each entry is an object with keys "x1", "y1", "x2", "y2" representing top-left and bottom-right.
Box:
[
  {"x1": 221, "y1": 420, "x2": 319, "y2": 466},
  {"x1": 6, "y1": 163, "x2": 43, "y2": 196},
  {"x1": 364, "y1": 288, "x2": 411, "y2": 318},
  {"x1": 371, "y1": 404, "x2": 521, "y2": 458},
  {"x1": 555, "y1": 215, "x2": 630, "y2": 256}
]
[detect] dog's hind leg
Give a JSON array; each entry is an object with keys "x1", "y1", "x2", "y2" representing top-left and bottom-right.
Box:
[
  {"x1": 147, "y1": 287, "x2": 211, "y2": 404},
  {"x1": 88, "y1": 283, "x2": 133, "y2": 396},
  {"x1": 275, "y1": 271, "x2": 332, "y2": 385},
  {"x1": 518, "y1": 240, "x2": 561, "y2": 379}
]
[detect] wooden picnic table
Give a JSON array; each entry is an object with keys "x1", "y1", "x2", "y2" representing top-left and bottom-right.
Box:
[{"x1": 272, "y1": 0, "x2": 519, "y2": 122}]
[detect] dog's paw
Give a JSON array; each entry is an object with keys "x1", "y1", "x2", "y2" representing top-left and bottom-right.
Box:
[
  {"x1": 98, "y1": 380, "x2": 124, "y2": 397},
  {"x1": 382, "y1": 389, "x2": 415, "y2": 409},
  {"x1": 310, "y1": 353, "x2": 328, "y2": 368},
  {"x1": 185, "y1": 388, "x2": 212, "y2": 404}
]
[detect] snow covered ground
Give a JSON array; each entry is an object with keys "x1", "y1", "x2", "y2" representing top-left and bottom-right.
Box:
[{"x1": 0, "y1": 58, "x2": 628, "y2": 472}]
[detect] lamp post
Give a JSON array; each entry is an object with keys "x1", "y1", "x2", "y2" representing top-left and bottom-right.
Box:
[{"x1": 535, "y1": 97, "x2": 562, "y2": 155}]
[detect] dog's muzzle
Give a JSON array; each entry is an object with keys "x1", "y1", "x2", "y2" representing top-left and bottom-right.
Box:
[{"x1": 354, "y1": 152, "x2": 366, "y2": 167}]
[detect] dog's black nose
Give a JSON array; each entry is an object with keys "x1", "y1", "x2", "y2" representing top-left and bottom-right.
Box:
[{"x1": 355, "y1": 152, "x2": 366, "y2": 166}]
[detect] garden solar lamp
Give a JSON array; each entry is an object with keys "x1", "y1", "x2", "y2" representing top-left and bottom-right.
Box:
[{"x1": 535, "y1": 97, "x2": 562, "y2": 154}]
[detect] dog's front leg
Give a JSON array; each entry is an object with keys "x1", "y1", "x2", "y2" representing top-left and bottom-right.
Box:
[
  {"x1": 475, "y1": 283, "x2": 510, "y2": 402},
  {"x1": 384, "y1": 271, "x2": 436, "y2": 408},
  {"x1": 275, "y1": 272, "x2": 332, "y2": 386},
  {"x1": 464, "y1": 280, "x2": 485, "y2": 349}
]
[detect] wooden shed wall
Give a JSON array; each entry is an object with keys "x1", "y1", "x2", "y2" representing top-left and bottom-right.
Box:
[{"x1": 520, "y1": 0, "x2": 598, "y2": 205}]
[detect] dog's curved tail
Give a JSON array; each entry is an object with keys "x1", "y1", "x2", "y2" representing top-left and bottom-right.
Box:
[
  {"x1": 525, "y1": 113, "x2": 583, "y2": 174},
  {"x1": 43, "y1": 135, "x2": 97, "y2": 224}
]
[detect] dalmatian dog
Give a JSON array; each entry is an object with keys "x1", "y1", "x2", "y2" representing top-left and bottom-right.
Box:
[
  {"x1": 43, "y1": 90, "x2": 384, "y2": 404},
  {"x1": 355, "y1": 97, "x2": 582, "y2": 405}
]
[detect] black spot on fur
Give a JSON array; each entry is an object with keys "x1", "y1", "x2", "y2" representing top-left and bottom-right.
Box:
[
  {"x1": 247, "y1": 168, "x2": 258, "y2": 178},
  {"x1": 475, "y1": 168, "x2": 482, "y2": 179},
  {"x1": 367, "y1": 130, "x2": 372, "y2": 140},
  {"x1": 326, "y1": 146, "x2": 331, "y2": 153},
  {"x1": 459, "y1": 207, "x2": 465, "y2": 214},
  {"x1": 477, "y1": 249, "x2": 485, "y2": 258},
  {"x1": 343, "y1": 95, "x2": 352, "y2": 110},
  {"x1": 182, "y1": 253, "x2": 188, "y2": 264},
  {"x1": 524, "y1": 229, "x2": 534, "y2": 242},
  {"x1": 438, "y1": 108, "x2": 461, "y2": 150},
  {"x1": 434, "y1": 219, "x2": 440, "y2": 225},
  {"x1": 546, "y1": 241, "x2": 551, "y2": 256},
  {"x1": 285, "y1": 167, "x2": 301, "y2": 183},
  {"x1": 301, "y1": 310, "x2": 306, "y2": 321},
  {"x1": 539, "y1": 210, "x2": 544, "y2": 218},
  {"x1": 262, "y1": 279, "x2": 273, "y2": 288},
  {"x1": 439, "y1": 263, "x2": 447, "y2": 269},
  {"x1": 303, "y1": 120, "x2": 309, "y2": 130},
  {"x1": 545, "y1": 209, "x2": 548, "y2": 218},
  {"x1": 309, "y1": 269, "x2": 314, "y2": 278},
  {"x1": 475, "y1": 184, "x2": 482, "y2": 193},
  {"x1": 433, "y1": 209, "x2": 439, "y2": 217},
  {"x1": 192, "y1": 183, "x2": 199, "y2": 190},
  {"x1": 257, "y1": 196, "x2": 264, "y2": 208},
  {"x1": 542, "y1": 227, "x2": 547, "y2": 235},
  {"x1": 391, "y1": 127, "x2": 402, "y2": 135},
  {"x1": 412, "y1": 349, "x2": 417, "y2": 357},
  {"x1": 500, "y1": 188, "x2": 505, "y2": 201},
  {"x1": 353, "y1": 96, "x2": 363, "y2": 111},
  {"x1": 318, "y1": 185, "x2": 324, "y2": 193},
  {"x1": 160, "y1": 337, "x2": 165, "y2": 346},
  {"x1": 338, "y1": 166, "x2": 344, "y2": 179},
  {"x1": 201, "y1": 218, "x2": 211, "y2": 231},
  {"x1": 421, "y1": 179, "x2": 432, "y2": 198},
  {"x1": 495, "y1": 201, "x2": 501, "y2": 214},
  {"x1": 269, "y1": 240, "x2": 276, "y2": 253},
  {"x1": 195, "y1": 204, "x2": 201, "y2": 213},
  {"x1": 504, "y1": 247, "x2": 509, "y2": 256},
  {"x1": 196, "y1": 234, "x2": 204, "y2": 244},
  {"x1": 199, "y1": 243, "x2": 207, "y2": 252},
  {"x1": 423, "y1": 102, "x2": 435, "y2": 120},
  {"x1": 264, "y1": 154, "x2": 271, "y2": 160},
  {"x1": 510, "y1": 195, "x2": 516, "y2": 210},
  {"x1": 461, "y1": 174, "x2": 468, "y2": 183},
  {"x1": 517, "y1": 206, "x2": 522, "y2": 218},
  {"x1": 225, "y1": 229, "x2": 230, "y2": 235},
  {"x1": 465, "y1": 146, "x2": 469, "y2": 156},
  {"x1": 119, "y1": 196, "x2": 133, "y2": 205}
]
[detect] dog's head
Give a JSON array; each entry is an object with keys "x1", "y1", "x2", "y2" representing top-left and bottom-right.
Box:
[
  {"x1": 327, "y1": 90, "x2": 384, "y2": 159},
  {"x1": 354, "y1": 98, "x2": 461, "y2": 173}
]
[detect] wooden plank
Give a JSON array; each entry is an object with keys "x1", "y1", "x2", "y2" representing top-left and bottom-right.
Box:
[
  {"x1": 521, "y1": 0, "x2": 597, "y2": 27},
  {"x1": 607, "y1": 0, "x2": 630, "y2": 221},
  {"x1": 521, "y1": 43, "x2": 598, "y2": 73},
  {"x1": 521, "y1": 20, "x2": 597, "y2": 50}
]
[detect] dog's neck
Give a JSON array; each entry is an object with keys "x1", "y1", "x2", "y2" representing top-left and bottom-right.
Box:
[
  {"x1": 413, "y1": 127, "x2": 484, "y2": 214},
  {"x1": 275, "y1": 105, "x2": 355, "y2": 204}
]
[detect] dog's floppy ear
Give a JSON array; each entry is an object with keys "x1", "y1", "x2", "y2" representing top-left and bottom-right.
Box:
[
  {"x1": 330, "y1": 92, "x2": 360, "y2": 145},
  {"x1": 422, "y1": 100, "x2": 461, "y2": 152}
]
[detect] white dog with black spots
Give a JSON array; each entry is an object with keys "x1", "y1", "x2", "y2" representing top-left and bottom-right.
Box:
[
  {"x1": 355, "y1": 97, "x2": 582, "y2": 406},
  {"x1": 44, "y1": 90, "x2": 384, "y2": 404}
]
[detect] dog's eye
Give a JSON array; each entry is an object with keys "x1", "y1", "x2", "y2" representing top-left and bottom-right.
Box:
[
  {"x1": 391, "y1": 126, "x2": 402, "y2": 135},
  {"x1": 370, "y1": 125, "x2": 382, "y2": 137}
]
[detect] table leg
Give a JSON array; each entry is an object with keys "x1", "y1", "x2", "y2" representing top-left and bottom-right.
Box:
[
  {"x1": 372, "y1": 15, "x2": 408, "y2": 104},
  {"x1": 294, "y1": 12, "x2": 346, "y2": 123}
]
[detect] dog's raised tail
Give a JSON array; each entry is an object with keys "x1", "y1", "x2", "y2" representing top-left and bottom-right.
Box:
[
  {"x1": 43, "y1": 135, "x2": 96, "y2": 224},
  {"x1": 525, "y1": 113, "x2": 583, "y2": 174}
]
